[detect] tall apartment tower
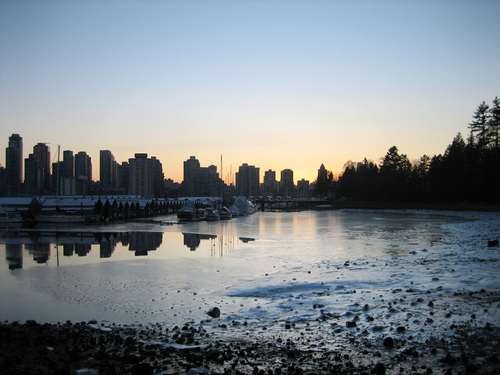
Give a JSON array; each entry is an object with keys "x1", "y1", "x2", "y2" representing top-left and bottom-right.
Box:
[
  {"x1": 263, "y1": 169, "x2": 278, "y2": 196},
  {"x1": 236, "y1": 163, "x2": 260, "y2": 197},
  {"x1": 183, "y1": 156, "x2": 200, "y2": 196},
  {"x1": 25, "y1": 154, "x2": 44, "y2": 195},
  {"x1": 117, "y1": 161, "x2": 130, "y2": 189},
  {"x1": 100, "y1": 150, "x2": 117, "y2": 188},
  {"x1": 129, "y1": 153, "x2": 154, "y2": 198},
  {"x1": 75, "y1": 151, "x2": 92, "y2": 181},
  {"x1": 5, "y1": 133, "x2": 23, "y2": 195},
  {"x1": 61, "y1": 150, "x2": 74, "y2": 178},
  {"x1": 280, "y1": 169, "x2": 294, "y2": 197},
  {"x1": 33, "y1": 143, "x2": 51, "y2": 190},
  {"x1": 151, "y1": 156, "x2": 165, "y2": 198}
]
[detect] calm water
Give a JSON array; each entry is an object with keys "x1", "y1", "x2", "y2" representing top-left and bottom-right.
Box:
[{"x1": 0, "y1": 210, "x2": 476, "y2": 327}]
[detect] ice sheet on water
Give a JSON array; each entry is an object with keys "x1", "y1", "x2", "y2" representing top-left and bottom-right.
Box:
[{"x1": 0, "y1": 210, "x2": 499, "y2": 336}]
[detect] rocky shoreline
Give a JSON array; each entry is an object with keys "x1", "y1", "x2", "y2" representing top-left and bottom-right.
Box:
[{"x1": 1, "y1": 313, "x2": 499, "y2": 375}]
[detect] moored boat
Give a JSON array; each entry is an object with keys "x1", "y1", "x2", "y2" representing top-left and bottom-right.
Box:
[
  {"x1": 205, "y1": 209, "x2": 220, "y2": 221},
  {"x1": 218, "y1": 206, "x2": 232, "y2": 220},
  {"x1": 177, "y1": 202, "x2": 206, "y2": 221},
  {"x1": 229, "y1": 205, "x2": 240, "y2": 217},
  {"x1": 0, "y1": 204, "x2": 24, "y2": 229},
  {"x1": 37, "y1": 210, "x2": 88, "y2": 224}
]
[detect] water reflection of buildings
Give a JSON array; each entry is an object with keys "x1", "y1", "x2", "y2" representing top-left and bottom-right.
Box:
[
  {"x1": 182, "y1": 232, "x2": 254, "y2": 257},
  {"x1": 5, "y1": 243, "x2": 23, "y2": 270},
  {"x1": 25, "y1": 242, "x2": 50, "y2": 264},
  {"x1": 183, "y1": 233, "x2": 217, "y2": 251},
  {"x1": 1, "y1": 231, "x2": 164, "y2": 268},
  {"x1": 129, "y1": 232, "x2": 162, "y2": 256},
  {"x1": 1, "y1": 231, "x2": 254, "y2": 267}
]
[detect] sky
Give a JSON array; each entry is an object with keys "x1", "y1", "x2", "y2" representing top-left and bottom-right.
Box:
[{"x1": 1, "y1": 0, "x2": 499, "y2": 184}]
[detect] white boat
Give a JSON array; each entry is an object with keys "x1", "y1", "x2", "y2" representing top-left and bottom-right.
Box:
[
  {"x1": 0, "y1": 204, "x2": 24, "y2": 229},
  {"x1": 205, "y1": 209, "x2": 220, "y2": 221},
  {"x1": 232, "y1": 196, "x2": 254, "y2": 216},
  {"x1": 218, "y1": 206, "x2": 232, "y2": 220},
  {"x1": 229, "y1": 205, "x2": 240, "y2": 217},
  {"x1": 37, "y1": 210, "x2": 88, "y2": 224},
  {"x1": 177, "y1": 202, "x2": 206, "y2": 221}
]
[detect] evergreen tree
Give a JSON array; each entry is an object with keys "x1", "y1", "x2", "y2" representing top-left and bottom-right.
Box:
[
  {"x1": 379, "y1": 146, "x2": 412, "y2": 201},
  {"x1": 339, "y1": 160, "x2": 357, "y2": 199},
  {"x1": 489, "y1": 97, "x2": 500, "y2": 153},
  {"x1": 469, "y1": 101, "x2": 491, "y2": 150}
]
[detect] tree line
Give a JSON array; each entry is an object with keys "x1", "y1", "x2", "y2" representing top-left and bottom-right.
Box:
[{"x1": 317, "y1": 97, "x2": 500, "y2": 204}]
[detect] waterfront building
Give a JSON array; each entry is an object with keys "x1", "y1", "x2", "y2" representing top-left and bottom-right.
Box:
[
  {"x1": 100, "y1": 150, "x2": 117, "y2": 188},
  {"x1": 296, "y1": 179, "x2": 310, "y2": 199},
  {"x1": 182, "y1": 156, "x2": 220, "y2": 197},
  {"x1": 33, "y1": 143, "x2": 51, "y2": 191},
  {"x1": 51, "y1": 150, "x2": 75, "y2": 193},
  {"x1": 75, "y1": 151, "x2": 92, "y2": 182},
  {"x1": 236, "y1": 163, "x2": 260, "y2": 197},
  {"x1": 280, "y1": 169, "x2": 294, "y2": 198},
  {"x1": 151, "y1": 156, "x2": 165, "y2": 198},
  {"x1": 0, "y1": 165, "x2": 6, "y2": 196},
  {"x1": 25, "y1": 153, "x2": 44, "y2": 195},
  {"x1": 183, "y1": 156, "x2": 200, "y2": 196},
  {"x1": 128, "y1": 153, "x2": 163, "y2": 198},
  {"x1": 5, "y1": 134, "x2": 23, "y2": 195},
  {"x1": 263, "y1": 169, "x2": 278, "y2": 197},
  {"x1": 58, "y1": 177, "x2": 86, "y2": 195},
  {"x1": 61, "y1": 150, "x2": 74, "y2": 178},
  {"x1": 117, "y1": 162, "x2": 130, "y2": 191}
]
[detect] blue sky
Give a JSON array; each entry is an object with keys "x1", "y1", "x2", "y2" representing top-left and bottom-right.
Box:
[{"x1": 1, "y1": 0, "x2": 499, "y2": 183}]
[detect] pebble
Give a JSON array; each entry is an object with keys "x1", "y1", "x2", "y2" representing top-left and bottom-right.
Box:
[
  {"x1": 207, "y1": 307, "x2": 221, "y2": 318},
  {"x1": 383, "y1": 337, "x2": 394, "y2": 349},
  {"x1": 371, "y1": 361, "x2": 386, "y2": 374}
]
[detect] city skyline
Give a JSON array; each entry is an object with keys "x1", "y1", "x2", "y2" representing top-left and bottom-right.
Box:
[
  {"x1": 1, "y1": 1, "x2": 499, "y2": 183},
  {"x1": 1, "y1": 134, "x2": 308, "y2": 186}
]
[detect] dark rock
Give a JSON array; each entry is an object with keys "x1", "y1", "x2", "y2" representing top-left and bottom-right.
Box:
[
  {"x1": 465, "y1": 363, "x2": 479, "y2": 372},
  {"x1": 207, "y1": 307, "x2": 221, "y2": 318},
  {"x1": 346, "y1": 321, "x2": 357, "y2": 328},
  {"x1": 396, "y1": 326, "x2": 406, "y2": 333},
  {"x1": 371, "y1": 361, "x2": 386, "y2": 374},
  {"x1": 131, "y1": 363, "x2": 154, "y2": 375},
  {"x1": 461, "y1": 352, "x2": 469, "y2": 364},
  {"x1": 487, "y1": 239, "x2": 498, "y2": 247},
  {"x1": 440, "y1": 353, "x2": 457, "y2": 365},
  {"x1": 383, "y1": 337, "x2": 394, "y2": 348}
]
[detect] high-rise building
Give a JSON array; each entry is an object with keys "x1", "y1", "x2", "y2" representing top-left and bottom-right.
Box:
[
  {"x1": 5, "y1": 134, "x2": 23, "y2": 195},
  {"x1": 25, "y1": 153, "x2": 44, "y2": 195},
  {"x1": 181, "y1": 156, "x2": 219, "y2": 197},
  {"x1": 100, "y1": 150, "x2": 117, "y2": 188},
  {"x1": 280, "y1": 169, "x2": 294, "y2": 197},
  {"x1": 151, "y1": 156, "x2": 165, "y2": 198},
  {"x1": 263, "y1": 169, "x2": 278, "y2": 196},
  {"x1": 117, "y1": 161, "x2": 130, "y2": 190},
  {"x1": 33, "y1": 143, "x2": 51, "y2": 190},
  {"x1": 129, "y1": 153, "x2": 154, "y2": 198},
  {"x1": 296, "y1": 179, "x2": 310, "y2": 199},
  {"x1": 75, "y1": 151, "x2": 92, "y2": 181},
  {"x1": 61, "y1": 150, "x2": 74, "y2": 179},
  {"x1": 236, "y1": 163, "x2": 260, "y2": 197},
  {"x1": 183, "y1": 156, "x2": 200, "y2": 196}
]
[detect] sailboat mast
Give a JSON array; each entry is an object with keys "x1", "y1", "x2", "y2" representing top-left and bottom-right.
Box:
[
  {"x1": 56, "y1": 145, "x2": 60, "y2": 200},
  {"x1": 220, "y1": 155, "x2": 223, "y2": 204}
]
